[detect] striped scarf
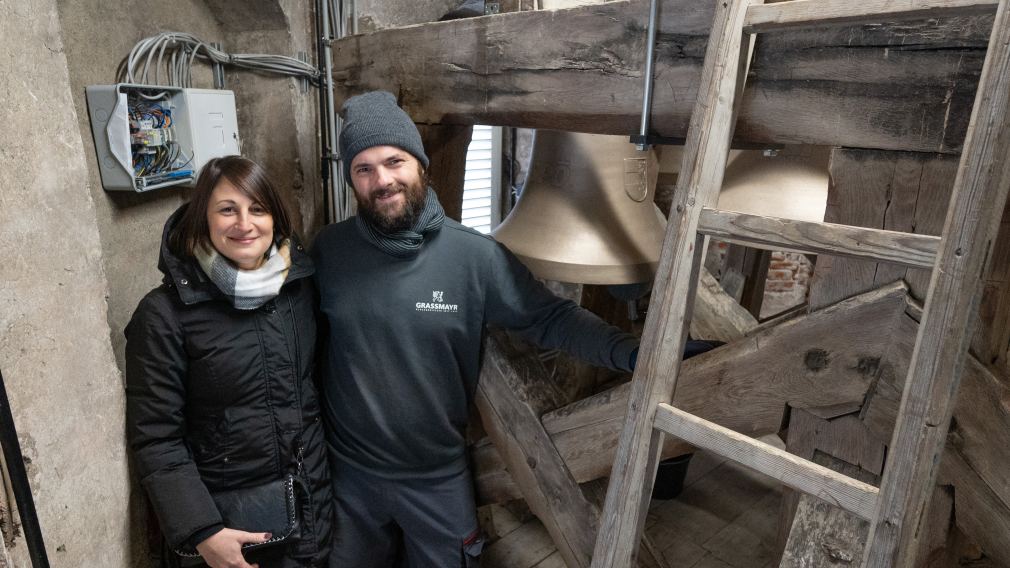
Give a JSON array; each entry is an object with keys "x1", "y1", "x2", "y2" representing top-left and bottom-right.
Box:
[
  {"x1": 195, "y1": 239, "x2": 292, "y2": 310},
  {"x1": 355, "y1": 188, "x2": 445, "y2": 258}
]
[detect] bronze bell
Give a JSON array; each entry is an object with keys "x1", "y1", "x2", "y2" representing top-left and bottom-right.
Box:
[
  {"x1": 717, "y1": 146, "x2": 831, "y2": 222},
  {"x1": 492, "y1": 130, "x2": 667, "y2": 285}
]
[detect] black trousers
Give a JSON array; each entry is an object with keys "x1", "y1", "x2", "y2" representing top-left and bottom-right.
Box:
[{"x1": 328, "y1": 462, "x2": 483, "y2": 568}]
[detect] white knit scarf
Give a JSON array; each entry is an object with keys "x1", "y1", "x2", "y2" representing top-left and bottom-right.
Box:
[{"x1": 195, "y1": 239, "x2": 292, "y2": 310}]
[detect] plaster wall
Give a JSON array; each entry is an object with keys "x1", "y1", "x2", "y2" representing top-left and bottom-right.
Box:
[
  {"x1": 0, "y1": 1, "x2": 321, "y2": 565},
  {"x1": 0, "y1": 1, "x2": 131, "y2": 565},
  {"x1": 355, "y1": 0, "x2": 461, "y2": 32},
  {"x1": 57, "y1": 0, "x2": 320, "y2": 373}
]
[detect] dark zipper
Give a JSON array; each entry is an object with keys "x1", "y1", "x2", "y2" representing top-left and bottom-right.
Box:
[
  {"x1": 285, "y1": 292, "x2": 318, "y2": 553},
  {"x1": 254, "y1": 302, "x2": 285, "y2": 475}
]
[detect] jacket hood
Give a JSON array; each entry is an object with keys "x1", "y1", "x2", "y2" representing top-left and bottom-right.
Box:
[{"x1": 158, "y1": 203, "x2": 315, "y2": 305}]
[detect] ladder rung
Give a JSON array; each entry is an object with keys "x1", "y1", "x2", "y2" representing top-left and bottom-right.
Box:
[
  {"x1": 744, "y1": 0, "x2": 998, "y2": 34},
  {"x1": 698, "y1": 208, "x2": 940, "y2": 269},
  {"x1": 653, "y1": 403, "x2": 879, "y2": 520}
]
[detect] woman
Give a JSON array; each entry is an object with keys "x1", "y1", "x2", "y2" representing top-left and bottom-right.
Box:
[{"x1": 125, "y1": 156, "x2": 332, "y2": 568}]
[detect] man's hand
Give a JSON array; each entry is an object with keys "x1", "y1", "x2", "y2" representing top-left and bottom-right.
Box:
[{"x1": 195, "y1": 528, "x2": 272, "y2": 568}]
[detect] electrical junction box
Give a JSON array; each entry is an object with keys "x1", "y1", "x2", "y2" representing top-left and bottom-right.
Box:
[{"x1": 86, "y1": 84, "x2": 241, "y2": 192}]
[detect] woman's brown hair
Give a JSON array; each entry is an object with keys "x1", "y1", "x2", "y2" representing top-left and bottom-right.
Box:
[{"x1": 169, "y1": 156, "x2": 294, "y2": 258}]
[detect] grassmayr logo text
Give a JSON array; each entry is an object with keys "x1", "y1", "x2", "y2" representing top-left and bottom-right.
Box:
[{"x1": 416, "y1": 290, "x2": 458, "y2": 313}]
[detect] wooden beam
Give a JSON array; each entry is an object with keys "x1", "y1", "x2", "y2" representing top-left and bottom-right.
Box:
[
  {"x1": 860, "y1": 307, "x2": 1010, "y2": 566},
  {"x1": 475, "y1": 333, "x2": 598, "y2": 568},
  {"x1": 332, "y1": 0, "x2": 992, "y2": 153},
  {"x1": 472, "y1": 281, "x2": 909, "y2": 505},
  {"x1": 699, "y1": 208, "x2": 941, "y2": 269},
  {"x1": 740, "y1": 248, "x2": 772, "y2": 318},
  {"x1": 776, "y1": 409, "x2": 886, "y2": 563},
  {"x1": 939, "y1": 451, "x2": 1010, "y2": 566},
  {"x1": 418, "y1": 124, "x2": 473, "y2": 221},
  {"x1": 809, "y1": 149, "x2": 959, "y2": 311},
  {"x1": 744, "y1": 0, "x2": 998, "y2": 33},
  {"x1": 863, "y1": 0, "x2": 1010, "y2": 562},
  {"x1": 778, "y1": 458, "x2": 875, "y2": 568},
  {"x1": 654, "y1": 403, "x2": 880, "y2": 520},
  {"x1": 689, "y1": 268, "x2": 759, "y2": 343}
]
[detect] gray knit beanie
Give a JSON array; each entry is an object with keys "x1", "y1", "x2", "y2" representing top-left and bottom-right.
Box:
[{"x1": 339, "y1": 91, "x2": 429, "y2": 184}]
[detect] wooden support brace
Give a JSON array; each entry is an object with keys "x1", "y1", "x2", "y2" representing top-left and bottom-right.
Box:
[
  {"x1": 473, "y1": 282, "x2": 908, "y2": 506},
  {"x1": 689, "y1": 268, "x2": 759, "y2": 343},
  {"x1": 745, "y1": 0, "x2": 998, "y2": 33},
  {"x1": 476, "y1": 333, "x2": 673, "y2": 568},
  {"x1": 476, "y1": 333, "x2": 600, "y2": 568}
]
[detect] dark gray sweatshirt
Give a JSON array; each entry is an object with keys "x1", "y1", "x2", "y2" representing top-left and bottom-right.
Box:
[{"x1": 312, "y1": 218, "x2": 638, "y2": 479}]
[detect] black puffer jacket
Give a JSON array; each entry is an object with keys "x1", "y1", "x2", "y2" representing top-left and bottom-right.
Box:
[{"x1": 125, "y1": 208, "x2": 332, "y2": 566}]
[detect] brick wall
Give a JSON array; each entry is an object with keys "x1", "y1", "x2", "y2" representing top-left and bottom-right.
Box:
[
  {"x1": 761, "y1": 251, "x2": 812, "y2": 318},
  {"x1": 705, "y1": 240, "x2": 813, "y2": 320}
]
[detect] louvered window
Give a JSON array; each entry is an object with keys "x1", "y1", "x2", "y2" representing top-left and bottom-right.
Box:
[{"x1": 461, "y1": 125, "x2": 502, "y2": 234}]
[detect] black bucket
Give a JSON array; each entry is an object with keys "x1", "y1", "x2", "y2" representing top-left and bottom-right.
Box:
[{"x1": 651, "y1": 453, "x2": 694, "y2": 500}]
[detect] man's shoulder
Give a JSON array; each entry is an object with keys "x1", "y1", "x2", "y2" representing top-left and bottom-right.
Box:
[
  {"x1": 315, "y1": 217, "x2": 358, "y2": 243},
  {"x1": 439, "y1": 218, "x2": 498, "y2": 252}
]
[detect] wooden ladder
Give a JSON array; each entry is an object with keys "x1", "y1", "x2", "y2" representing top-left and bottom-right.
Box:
[{"x1": 591, "y1": 1, "x2": 1010, "y2": 566}]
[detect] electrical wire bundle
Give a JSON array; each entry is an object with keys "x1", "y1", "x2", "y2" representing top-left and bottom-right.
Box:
[
  {"x1": 130, "y1": 100, "x2": 171, "y2": 129},
  {"x1": 129, "y1": 99, "x2": 192, "y2": 177},
  {"x1": 119, "y1": 32, "x2": 320, "y2": 88},
  {"x1": 133, "y1": 141, "x2": 189, "y2": 177}
]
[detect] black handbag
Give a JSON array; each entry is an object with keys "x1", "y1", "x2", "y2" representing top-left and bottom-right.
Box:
[{"x1": 174, "y1": 474, "x2": 301, "y2": 562}]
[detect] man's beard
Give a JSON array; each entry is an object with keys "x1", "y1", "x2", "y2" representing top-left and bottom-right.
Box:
[{"x1": 357, "y1": 177, "x2": 427, "y2": 234}]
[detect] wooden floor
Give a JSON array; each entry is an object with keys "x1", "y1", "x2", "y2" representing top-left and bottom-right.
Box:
[{"x1": 482, "y1": 440, "x2": 785, "y2": 568}]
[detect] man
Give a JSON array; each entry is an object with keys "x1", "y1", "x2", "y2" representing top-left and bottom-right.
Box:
[{"x1": 312, "y1": 91, "x2": 640, "y2": 567}]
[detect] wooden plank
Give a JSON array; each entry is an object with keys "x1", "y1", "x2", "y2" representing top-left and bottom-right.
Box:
[
  {"x1": 740, "y1": 248, "x2": 771, "y2": 319},
  {"x1": 701, "y1": 491, "x2": 781, "y2": 567},
  {"x1": 646, "y1": 459, "x2": 779, "y2": 562},
  {"x1": 476, "y1": 333, "x2": 598, "y2": 568},
  {"x1": 592, "y1": 1, "x2": 759, "y2": 564},
  {"x1": 809, "y1": 150, "x2": 960, "y2": 310},
  {"x1": 331, "y1": 0, "x2": 992, "y2": 154},
  {"x1": 777, "y1": 452, "x2": 882, "y2": 568},
  {"x1": 971, "y1": 199, "x2": 1010, "y2": 375},
  {"x1": 689, "y1": 268, "x2": 759, "y2": 343},
  {"x1": 418, "y1": 124, "x2": 473, "y2": 221},
  {"x1": 776, "y1": 410, "x2": 885, "y2": 561},
  {"x1": 472, "y1": 281, "x2": 909, "y2": 505},
  {"x1": 654, "y1": 403, "x2": 880, "y2": 520},
  {"x1": 699, "y1": 208, "x2": 941, "y2": 269},
  {"x1": 939, "y1": 451, "x2": 1010, "y2": 566},
  {"x1": 855, "y1": 244, "x2": 1010, "y2": 567},
  {"x1": 914, "y1": 484, "x2": 957, "y2": 567},
  {"x1": 744, "y1": 0, "x2": 998, "y2": 33},
  {"x1": 946, "y1": 358, "x2": 1010, "y2": 519},
  {"x1": 483, "y1": 518, "x2": 557, "y2": 568},
  {"x1": 863, "y1": 0, "x2": 1010, "y2": 563},
  {"x1": 861, "y1": 307, "x2": 1010, "y2": 539},
  {"x1": 779, "y1": 481, "x2": 870, "y2": 567}
]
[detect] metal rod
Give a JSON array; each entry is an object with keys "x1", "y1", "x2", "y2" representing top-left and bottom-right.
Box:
[
  {"x1": 315, "y1": 0, "x2": 333, "y2": 224},
  {"x1": 0, "y1": 369, "x2": 49, "y2": 568},
  {"x1": 637, "y1": 0, "x2": 660, "y2": 150},
  {"x1": 332, "y1": 0, "x2": 353, "y2": 220}
]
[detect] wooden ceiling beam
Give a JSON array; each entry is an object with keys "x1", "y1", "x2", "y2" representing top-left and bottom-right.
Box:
[{"x1": 331, "y1": 0, "x2": 994, "y2": 153}]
